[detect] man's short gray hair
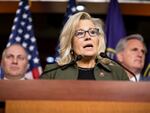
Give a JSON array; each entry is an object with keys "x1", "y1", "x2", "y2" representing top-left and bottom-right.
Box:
[{"x1": 115, "y1": 34, "x2": 147, "y2": 53}]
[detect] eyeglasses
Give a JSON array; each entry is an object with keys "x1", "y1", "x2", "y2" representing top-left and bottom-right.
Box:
[{"x1": 74, "y1": 28, "x2": 100, "y2": 38}]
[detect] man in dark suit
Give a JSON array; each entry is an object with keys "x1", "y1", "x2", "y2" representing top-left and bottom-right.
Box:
[
  {"x1": 115, "y1": 34, "x2": 149, "y2": 82},
  {"x1": 1, "y1": 43, "x2": 28, "y2": 80}
]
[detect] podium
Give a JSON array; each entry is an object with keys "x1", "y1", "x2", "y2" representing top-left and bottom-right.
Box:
[{"x1": 0, "y1": 80, "x2": 150, "y2": 113}]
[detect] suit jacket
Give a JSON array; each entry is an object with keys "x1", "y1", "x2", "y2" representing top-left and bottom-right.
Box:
[
  {"x1": 40, "y1": 59, "x2": 129, "y2": 81},
  {"x1": 140, "y1": 76, "x2": 150, "y2": 81}
]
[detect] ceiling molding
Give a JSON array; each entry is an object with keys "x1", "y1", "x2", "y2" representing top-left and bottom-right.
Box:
[{"x1": 0, "y1": 1, "x2": 150, "y2": 16}]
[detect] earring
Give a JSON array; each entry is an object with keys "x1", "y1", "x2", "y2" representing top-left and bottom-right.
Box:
[{"x1": 70, "y1": 49, "x2": 74, "y2": 55}]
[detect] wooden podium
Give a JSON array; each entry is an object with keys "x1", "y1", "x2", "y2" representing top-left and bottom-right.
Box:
[{"x1": 0, "y1": 80, "x2": 150, "y2": 113}]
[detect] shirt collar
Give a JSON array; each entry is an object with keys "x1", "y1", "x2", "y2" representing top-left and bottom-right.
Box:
[
  {"x1": 130, "y1": 73, "x2": 140, "y2": 82},
  {"x1": 3, "y1": 77, "x2": 27, "y2": 80}
]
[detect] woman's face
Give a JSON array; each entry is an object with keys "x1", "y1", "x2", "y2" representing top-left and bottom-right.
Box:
[{"x1": 72, "y1": 19, "x2": 99, "y2": 57}]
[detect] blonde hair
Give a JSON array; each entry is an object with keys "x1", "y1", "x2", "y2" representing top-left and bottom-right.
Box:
[{"x1": 57, "y1": 12, "x2": 106, "y2": 65}]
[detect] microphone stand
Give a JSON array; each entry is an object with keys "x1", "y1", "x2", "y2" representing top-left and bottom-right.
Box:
[{"x1": 41, "y1": 55, "x2": 82, "y2": 76}]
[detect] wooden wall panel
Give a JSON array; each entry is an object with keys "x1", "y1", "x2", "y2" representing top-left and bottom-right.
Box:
[{"x1": 0, "y1": 1, "x2": 150, "y2": 16}]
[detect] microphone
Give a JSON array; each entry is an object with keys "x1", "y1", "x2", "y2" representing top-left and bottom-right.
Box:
[
  {"x1": 100, "y1": 52, "x2": 137, "y2": 82},
  {"x1": 41, "y1": 55, "x2": 82, "y2": 76},
  {"x1": 61, "y1": 55, "x2": 82, "y2": 70}
]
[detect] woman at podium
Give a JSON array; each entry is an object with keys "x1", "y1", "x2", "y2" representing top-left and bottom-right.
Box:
[{"x1": 40, "y1": 12, "x2": 129, "y2": 81}]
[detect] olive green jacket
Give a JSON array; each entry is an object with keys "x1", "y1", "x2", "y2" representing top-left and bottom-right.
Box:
[{"x1": 40, "y1": 59, "x2": 129, "y2": 81}]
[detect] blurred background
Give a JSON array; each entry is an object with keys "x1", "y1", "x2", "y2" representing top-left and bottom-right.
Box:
[{"x1": 0, "y1": 0, "x2": 150, "y2": 68}]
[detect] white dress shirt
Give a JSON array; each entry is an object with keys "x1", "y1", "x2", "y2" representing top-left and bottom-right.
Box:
[{"x1": 130, "y1": 73, "x2": 140, "y2": 82}]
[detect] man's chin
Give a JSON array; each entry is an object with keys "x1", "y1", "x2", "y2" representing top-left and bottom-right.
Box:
[{"x1": 8, "y1": 73, "x2": 22, "y2": 77}]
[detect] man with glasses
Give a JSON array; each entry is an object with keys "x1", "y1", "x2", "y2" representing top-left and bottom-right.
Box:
[{"x1": 40, "y1": 12, "x2": 129, "y2": 80}]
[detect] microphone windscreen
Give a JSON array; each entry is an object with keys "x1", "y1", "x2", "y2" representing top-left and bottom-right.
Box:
[
  {"x1": 100, "y1": 52, "x2": 107, "y2": 58},
  {"x1": 76, "y1": 55, "x2": 82, "y2": 61}
]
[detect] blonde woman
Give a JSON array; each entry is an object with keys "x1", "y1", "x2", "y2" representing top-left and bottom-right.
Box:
[{"x1": 40, "y1": 12, "x2": 129, "y2": 80}]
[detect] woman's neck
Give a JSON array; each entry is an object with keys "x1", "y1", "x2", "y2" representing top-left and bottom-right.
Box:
[{"x1": 77, "y1": 59, "x2": 95, "y2": 68}]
